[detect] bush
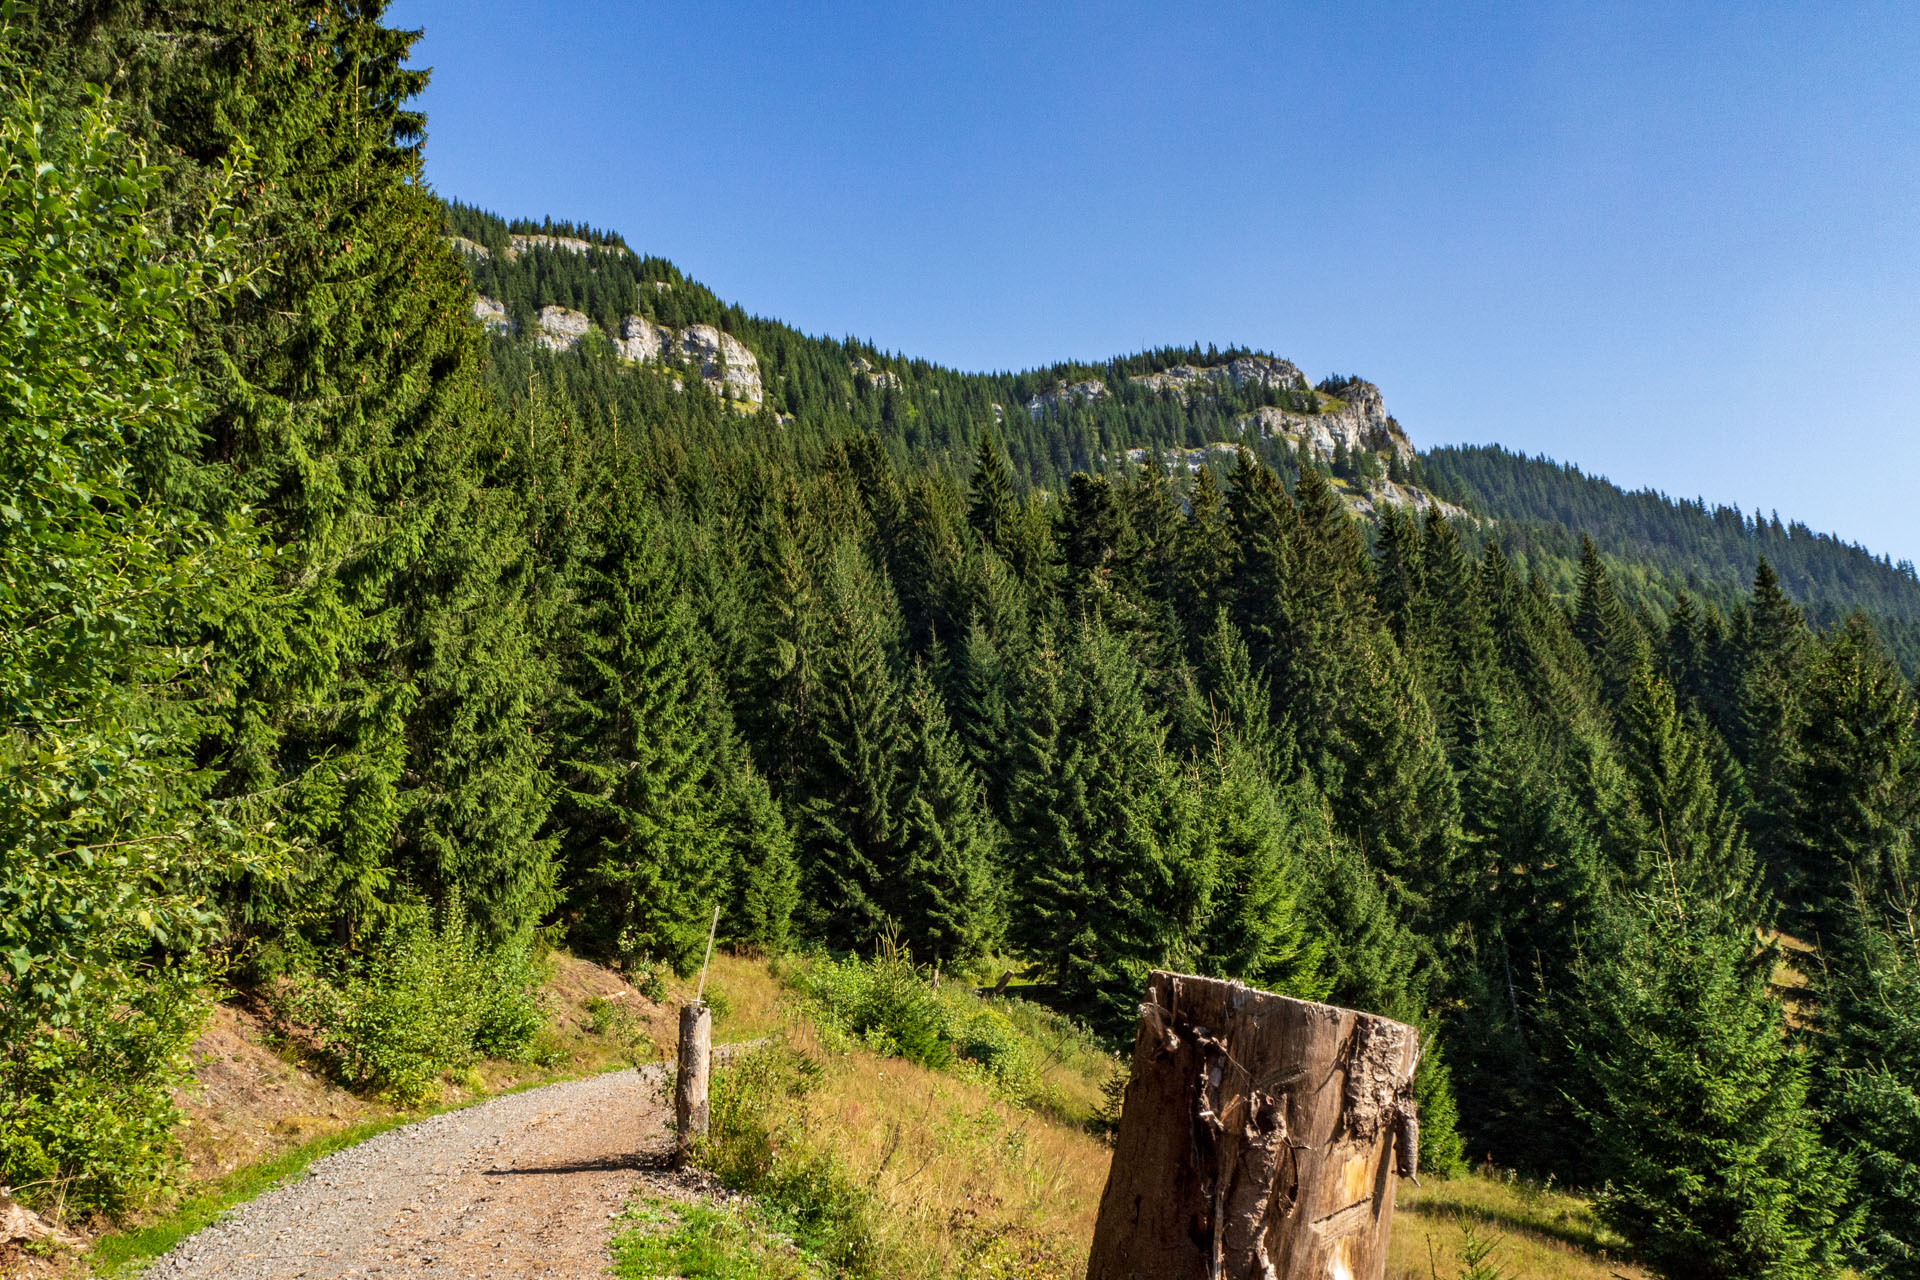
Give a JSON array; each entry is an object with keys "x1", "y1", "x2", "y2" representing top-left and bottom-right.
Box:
[
  {"x1": 0, "y1": 964, "x2": 209, "y2": 1213},
  {"x1": 277, "y1": 903, "x2": 546, "y2": 1104},
  {"x1": 701, "y1": 1042, "x2": 883, "y2": 1276},
  {"x1": 783, "y1": 949, "x2": 1047, "y2": 1102}
]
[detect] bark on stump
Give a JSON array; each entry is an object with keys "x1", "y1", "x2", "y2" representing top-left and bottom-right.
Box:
[
  {"x1": 673, "y1": 1002, "x2": 711, "y2": 1169},
  {"x1": 1086, "y1": 971, "x2": 1422, "y2": 1280}
]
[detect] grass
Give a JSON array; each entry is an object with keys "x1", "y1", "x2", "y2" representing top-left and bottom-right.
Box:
[
  {"x1": 610, "y1": 1198, "x2": 828, "y2": 1279},
  {"x1": 1390, "y1": 1169, "x2": 1653, "y2": 1280}
]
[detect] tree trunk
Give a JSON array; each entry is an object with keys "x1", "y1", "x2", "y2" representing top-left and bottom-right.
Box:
[
  {"x1": 1086, "y1": 972, "x2": 1421, "y2": 1280},
  {"x1": 674, "y1": 1002, "x2": 711, "y2": 1168}
]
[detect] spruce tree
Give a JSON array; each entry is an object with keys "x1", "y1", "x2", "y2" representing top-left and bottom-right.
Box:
[
  {"x1": 552, "y1": 499, "x2": 727, "y2": 973},
  {"x1": 895, "y1": 664, "x2": 1002, "y2": 967},
  {"x1": 1005, "y1": 621, "x2": 1210, "y2": 1030},
  {"x1": 1574, "y1": 537, "x2": 1646, "y2": 711},
  {"x1": 1731, "y1": 560, "x2": 1813, "y2": 885},
  {"x1": 793, "y1": 541, "x2": 909, "y2": 949},
  {"x1": 1815, "y1": 886, "x2": 1920, "y2": 1278},
  {"x1": 1572, "y1": 874, "x2": 1856, "y2": 1280},
  {"x1": 1785, "y1": 615, "x2": 1917, "y2": 941}
]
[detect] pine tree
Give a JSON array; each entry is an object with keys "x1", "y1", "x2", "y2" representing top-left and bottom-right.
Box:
[
  {"x1": 1574, "y1": 537, "x2": 1646, "y2": 710},
  {"x1": 1617, "y1": 658, "x2": 1761, "y2": 908},
  {"x1": 895, "y1": 664, "x2": 1002, "y2": 967},
  {"x1": 794, "y1": 541, "x2": 909, "y2": 949},
  {"x1": 1785, "y1": 615, "x2": 1918, "y2": 940},
  {"x1": 1815, "y1": 885, "x2": 1920, "y2": 1278},
  {"x1": 1572, "y1": 873, "x2": 1857, "y2": 1280},
  {"x1": 24, "y1": 0, "x2": 557, "y2": 941},
  {"x1": 1731, "y1": 559, "x2": 1813, "y2": 885},
  {"x1": 552, "y1": 498, "x2": 727, "y2": 973},
  {"x1": 1005, "y1": 621, "x2": 1210, "y2": 1030}
]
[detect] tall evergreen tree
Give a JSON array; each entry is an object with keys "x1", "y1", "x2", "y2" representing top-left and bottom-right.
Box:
[
  {"x1": 1005, "y1": 622, "x2": 1210, "y2": 1029},
  {"x1": 1572, "y1": 874, "x2": 1857, "y2": 1280},
  {"x1": 1785, "y1": 615, "x2": 1918, "y2": 940},
  {"x1": 895, "y1": 664, "x2": 1002, "y2": 967},
  {"x1": 552, "y1": 498, "x2": 726, "y2": 973},
  {"x1": 793, "y1": 541, "x2": 909, "y2": 948},
  {"x1": 1816, "y1": 884, "x2": 1920, "y2": 1278}
]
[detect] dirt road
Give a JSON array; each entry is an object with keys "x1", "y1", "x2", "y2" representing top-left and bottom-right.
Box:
[{"x1": 147, "y1": 1068, "x2": 675, "y2": 1279}]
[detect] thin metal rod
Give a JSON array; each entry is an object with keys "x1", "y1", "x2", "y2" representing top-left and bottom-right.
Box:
[{"x1": 694, "y1": 904, "x2": 720, "y2": 1004}]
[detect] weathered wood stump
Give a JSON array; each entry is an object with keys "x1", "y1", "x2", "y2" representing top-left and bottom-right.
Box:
[
  {"x1": 673, "y1": 1002, "x2": 711, "y2": 1168},
  {"x1": 1086, "y1": 972, "x2": 1421, "y2": 1280}
]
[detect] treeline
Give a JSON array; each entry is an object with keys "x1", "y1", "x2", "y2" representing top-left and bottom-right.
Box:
[
  {"x1": 5, "y1": 8, "x2": 1920, "y2": 1280},
  {"x1": 448, "y1": 201, "x2": 1329, "y2": 489},
  {"x1": 1426, "y1": 443, "x2": 1920, "y2": 673}
]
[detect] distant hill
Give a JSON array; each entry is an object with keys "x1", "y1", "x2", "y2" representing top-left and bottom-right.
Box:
[
  {"x1": 1422, "y1": 444, "x2": 1920, "y2": 673},
  {"x1": 444, "y1": 199, "x2": 1920, "y2": 671}
]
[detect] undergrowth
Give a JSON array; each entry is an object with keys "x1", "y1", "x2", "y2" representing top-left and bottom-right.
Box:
[
  {"x1": 610, "y1": 1198, "x2": 829, "y2": 1279},
  {"x1": 270, "y1": 901, "x2": 548, "y2": 1104},
  {"x1": 777, "y1": 943, "x2": 1112, "y2": 1123}
]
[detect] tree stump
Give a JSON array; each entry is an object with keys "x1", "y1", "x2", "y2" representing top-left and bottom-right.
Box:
[
  {"x1": 674, "y1": 1002, "x2": 711, "y2": 1168},
  {"x1": 1086, "y1": 972, "x2": 1422, "y2": 1280}
]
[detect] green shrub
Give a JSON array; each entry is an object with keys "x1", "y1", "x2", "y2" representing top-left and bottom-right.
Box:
[
  {"x1": 784, "y1": 949, "x2": 1065, "y2": 1103},
  {"x1": 702, "y1": 1043, "x2": 882, "y2": 1276},
  {"x1": 277, "y1": 904, "x2": 546, "y2": 1104},
  {"x1": 0, "y1": 964, "x2": 209, "y2": 1213}
]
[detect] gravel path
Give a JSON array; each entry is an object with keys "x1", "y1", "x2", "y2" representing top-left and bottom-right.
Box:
[{"x1": 147, "y1": 1067, "x2": 678, "y2": 1279}]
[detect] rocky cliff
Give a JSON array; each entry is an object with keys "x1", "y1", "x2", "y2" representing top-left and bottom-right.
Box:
[
  {"x1": 507, "y1": 306, "x2": 763, "y2": 404},
  {"x1": 1025, "y1": 379, "x2": 1109, "y2": 418},
  {"x1": 1131, "y1": 354, "x2": 1306, "y2": 398},
  {"x1": 1234, "y1": 379, "x2": 1414, "y2": 465}
]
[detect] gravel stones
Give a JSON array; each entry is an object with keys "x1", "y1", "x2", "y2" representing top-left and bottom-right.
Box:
[{"x1": 146, "y1": 1068, "x2": 674, "y2": 1280}]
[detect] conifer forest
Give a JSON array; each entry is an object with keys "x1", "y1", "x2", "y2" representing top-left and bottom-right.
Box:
[{"x1": 5, "y1": 6, "x2": 1920, "y2": 1279}]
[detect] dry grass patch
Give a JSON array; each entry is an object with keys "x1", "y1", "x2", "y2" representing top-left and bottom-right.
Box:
[
  {"x1": 704, "y1": 1019, "x2": 1111, "y2": 1278},
  {"x1": 1390, "y1": 1170, "x2": 1652, "y2": 1280}
]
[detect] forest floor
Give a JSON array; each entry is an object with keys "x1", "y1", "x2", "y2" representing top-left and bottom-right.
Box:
[{"x1": 11, "y1": 954, "x2": 1651, "y2": 1280}]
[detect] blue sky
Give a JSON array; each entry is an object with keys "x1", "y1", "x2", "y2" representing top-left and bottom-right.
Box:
[{"x1": 395, "y1": 0, "x2": 1920, "y2": 564}]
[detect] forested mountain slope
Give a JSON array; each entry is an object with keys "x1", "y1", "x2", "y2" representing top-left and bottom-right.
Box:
[
  {"x1": 1425, "y1": 444, "x2": 1920, "y2": 672},
  {"x1": 6, "y1": 8, "x2": 1918, "y2": 1280}
]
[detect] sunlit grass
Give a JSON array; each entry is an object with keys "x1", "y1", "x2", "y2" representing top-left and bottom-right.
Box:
[{"x1": 1389, "y1": 1170, "x2": 1653, "y2": 1280}]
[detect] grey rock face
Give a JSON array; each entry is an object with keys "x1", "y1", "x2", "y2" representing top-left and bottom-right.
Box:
[
  {"x1": 1132, "y1": 355, "x2": 1307, "y2": 398},
  {"x1": 1234, "y1": 384, "x2": 1413, "y2": 465},
  {"x1": 1026, "y1": 379, "x2": 1109, "y2": 418},
  {"x1": 611, "y1": 316, "x2": 763, "y2": 404},
  {"x1": 534, "y1": 305, "x2": 594, "y2": 352},
  {"x1": 615, "y1": 314, "x2": 675, "y2": 362},
  {"x1": 446, "y1": 236, "x2": 490, "y2": 260},
  {"x1": 506, "y1": 233, "x2": 599, "y2": 260},
  {"x1": 471, "y1": 295, "x2": 511, "y2": 334},
  {"x1": 679, "y1": 324, "x2": 764, "y2": 403},
  {"x1": 851, "y1": 356, "x2": 902, "y2": 391}
]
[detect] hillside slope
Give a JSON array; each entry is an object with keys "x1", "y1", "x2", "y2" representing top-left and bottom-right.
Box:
[
  {"x1": 446, "y1": 201, "x2": 1920, "y2": 666},
  {"x1": 1425, "y1": 443, "x2": 1920, "y2": 671}
]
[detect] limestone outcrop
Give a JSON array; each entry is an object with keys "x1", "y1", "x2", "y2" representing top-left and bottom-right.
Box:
[
  {"x1": 472, "y1": 295, "x2": 511, "y2": 333},
  {"x1": 1346, "y1": 479, "x2": 1470, "y2": 521},
  {"x1": 507, "y1": 233, "x2": 599, "y2": 259},
  {"x1": 535, "y1": 305, "x2": 593, "y2": 352},
  {"x1": 1026, "y1": 379, "x2": 1109, "y2": 418},
  {"x1": 615, "y1": 316, "x2": 763, "y2": 403},
  {"x1": 447, "y1": 235, "x2": 490, "y2": 260},
  {"x1": 851, "y1": 356, "x2": 902, "y2": 391},
  {"x1": 1132, "y1": 355, "x2": 1306, "y2": 398},
  {"x1": 1233, "y1": 379, "x2": 1413, "y2": 464}
]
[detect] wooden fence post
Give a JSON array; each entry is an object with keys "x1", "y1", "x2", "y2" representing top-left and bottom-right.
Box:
[
  {"x1": 1086, "y1": 971, "x2": 1422, "y2": 1280},
  {"x1": 673, "y1": 1002, "x2": 711, "y2": 1168}
]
